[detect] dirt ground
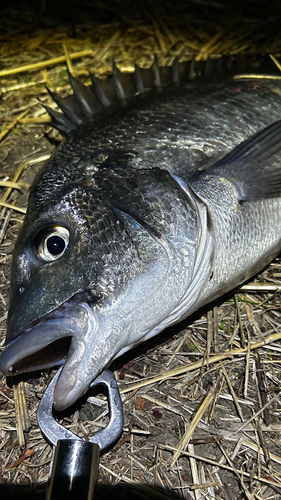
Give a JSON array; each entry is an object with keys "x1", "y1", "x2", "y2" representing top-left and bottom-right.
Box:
[{"x1": 1, "y1": 1, "x2": 281, "y2": 499}]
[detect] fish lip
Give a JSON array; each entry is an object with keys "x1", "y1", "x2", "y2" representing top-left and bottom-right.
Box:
[
  {"x1": 0, "y1": 324, "x2": 71, "y2": 377},
  {"x1": 0, "y1": 301, "x2": 90, "y2": 378},
  {"x1": 6, "y1": 288, "x2": 95, "y2": 344}
]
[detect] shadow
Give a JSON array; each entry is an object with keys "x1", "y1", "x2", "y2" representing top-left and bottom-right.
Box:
[{"x1": 0, "y1": 481, "x2": 184, "y2": 499}]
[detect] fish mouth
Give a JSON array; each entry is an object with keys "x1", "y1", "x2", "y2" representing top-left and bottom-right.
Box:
[
  {"x1": 0, "y1": 300, "x2": 92, "y2": 410},
  {"x1": 6, "y1": 336, "x2": 72, "y2": 374}
]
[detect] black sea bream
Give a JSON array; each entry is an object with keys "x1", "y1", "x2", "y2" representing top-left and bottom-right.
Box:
[{"x1": 1, "y1": 58, "x2": 281, "y2": 410}]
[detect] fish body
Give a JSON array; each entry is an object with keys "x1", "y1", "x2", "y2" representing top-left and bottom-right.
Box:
[{"x1": 1, "y1": 59, "x2": 281, "y2": 409}]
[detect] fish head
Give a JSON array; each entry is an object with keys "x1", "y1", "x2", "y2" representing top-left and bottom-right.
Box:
[
  {"x1": 8, "y1": 200, "x2": 90, "y2": 343},
  {"x1": 0, "y1": 152, "x2": 213, "y2": 410}
]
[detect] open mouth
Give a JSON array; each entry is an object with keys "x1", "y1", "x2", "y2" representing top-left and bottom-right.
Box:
[
  {"x1": 7, "y1": 336, "x2": 72, "y2": 375},
  {"x1": 0, "y1": 300, "x2": 93, "y2": 410},
  {"x1": 0, "y1": 299, "x2": 89, "y2": 373}
]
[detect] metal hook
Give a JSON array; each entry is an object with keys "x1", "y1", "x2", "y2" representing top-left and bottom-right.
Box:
[
  {"x1": 37, "y1": 367, "x2": 124, "y2": 451},
  {"x1": 37, "y1": 368, "x2": 124, "y2": 500}
]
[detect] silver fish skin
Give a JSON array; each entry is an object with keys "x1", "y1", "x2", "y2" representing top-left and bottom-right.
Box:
[{"x1": 1, "y1": 64, "x2": 281, "y2": 410}]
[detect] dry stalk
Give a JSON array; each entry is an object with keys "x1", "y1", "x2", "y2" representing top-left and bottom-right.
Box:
[
  {"x1": 0, "y1": 110, "x2": 29, "y2": 142},
  {"x1": 0, "y1": 181, "x2": 29, "y2": 190},
  {"x1": 207, "y1": 370, "x2": 223, "y2": 423},
  {"x1": 255, "y1": 353, "x2": 269, "y2": 426},
  {"x1": 243, "y1": 438, "x2": 281, "y2": 466},
  {"x1": 213, "y1": 306, "x2": 218, "y2": 353},
  {"x1": 0, "y1": 50, "x2": 94, "y2": 77},
  {"x1": 234, "y1": 74, "x2": 281, "y2": 80},
  {"x1": 22, "y1": 458, "x2": 51, "y2": 468},
  {"x1": 140, "y1": 394, "x2": 184, "y2": 417},
  {"x1": 235, "y1": 294, "x2": 246, "y2": 348},
  {"x1": 17, "y1": 381, "x2": 30, "y2": 433},
  {"x1": 13, "y1": 384, "x2": 25, "y2": 447},
  {"x1": 170, "y1": 385, "x2": 215, "y2": 468},
  {"x1": 219, "y1": 359, "x2": 244, "y2": 422},
  {"x1": 62, "y1": 42, "x2": 74, "y2": 75},
  {"x1": 231, "y1": 391, "x2": 281, "y2": 436},
  {"x1": 244, "y1": 326, "x2": 251, "y2": 399},
  {"x1": 0, "y1": 210, "x2": 13, "y2": 245},
  {"x1": 189, "y1": 480, "x2": 219, "y2": 490},
  {"x1": 0, "y1": 202, "x2": 26, "y2": 213},
  {"x1": 255, "y1": 419, "x2": 271, "y2": 469},
  {"x1": 159, "y1": 444, "x2": 281, "y2": 489},
  {"x1": 0, "y1": 79, "x2": 47, "y2": 93},
  {"x1": 188, "y1": 443, "x2": 204, "y2": 500},
  {"x1": 20, "y1": 116, "x2": 51, "y2": 124},
  {"x1": 241, "y1": 283, "x2": 281, "y2": 291},
  {"x1": 216, "y1": 439, "x2": 255, "y2": 500},
  {"x1": 120, "y1": 331, "x2": 281, "y2": 394},
  {"x1": 165, "y1": 329, "x2": 190, "y2": 368},
  {"x1": 206, "y1": 309, "x2": 213, "y2": 366},
  {"x1": 269, "y1": 54, "x2": 281, "y2": 71},
  {"x1": 0, "y1": 155, "x2": 51, "y2": 217}
]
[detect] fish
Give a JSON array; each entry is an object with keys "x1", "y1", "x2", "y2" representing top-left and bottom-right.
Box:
[{"x1": 1, "y1": 56, "x2": 281, "y2": 410}]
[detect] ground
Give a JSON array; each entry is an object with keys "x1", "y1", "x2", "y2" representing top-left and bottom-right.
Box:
[{"x1": 1, "y1": 2, "x2": 281, "y2": 499}]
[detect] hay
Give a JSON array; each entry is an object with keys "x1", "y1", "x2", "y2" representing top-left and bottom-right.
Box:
[{"x1": 1, "y1": 1, "x2": 281, "y2": 498}]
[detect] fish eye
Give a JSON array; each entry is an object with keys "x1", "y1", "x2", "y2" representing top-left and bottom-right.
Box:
[{"x1": 37, "y1": 226, "x2": 70, "y2": 262}]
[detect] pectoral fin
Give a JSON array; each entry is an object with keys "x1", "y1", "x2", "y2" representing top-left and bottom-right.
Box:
[{"x1": 200, "y1": 120, "x2": 281, "y2": 201}]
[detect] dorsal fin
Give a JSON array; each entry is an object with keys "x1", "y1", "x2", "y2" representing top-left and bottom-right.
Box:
[
  {"x1": 172, "y1": 57, "x2": 180, "y2": 85},
  {"x1": 134, "y1": 63, "x2": 146, "y2": 93},
  {"x1": 189, "y1": 58, "x2": 197, "y2": 79},
  {"x1": 44, "y1": 55, "x2": 274, "y2": 135},
  {"x1": 90, "y1": 73, "x2": 113, "y2": 107},
  {"x1": 67, "y1": 71, "x2": 102, "y2": 116},
  {"x1": 152, "y1": 55, "x2": 162, "y2": 88},
  {"x1": 92, "y1": 73, "x2": 117, "y2": 104},
  {"x1": 46, "y1": 87, "x2": 87, "y2": 125},
  {"x1": 40, "y1": 101, "x2": 77, "y2": 134},
  {"x1": 112, "y1": 62, "x2": 135, "y2": 100}
]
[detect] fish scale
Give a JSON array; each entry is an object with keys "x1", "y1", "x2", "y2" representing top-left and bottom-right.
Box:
[
  {"x1": 45, "y1": 80, "x2": 281, "y2": 183},
  {"x1": 192, "y1": 176, "x2": 281, "y2": 303},
  {"x1": 1, "y1": 57, "x2": 281, "y2": 410}
]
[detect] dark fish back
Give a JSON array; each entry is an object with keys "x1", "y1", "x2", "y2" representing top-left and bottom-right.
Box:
[{"x1": 39, "y1": 66, "x2": 281, "y2": 192}]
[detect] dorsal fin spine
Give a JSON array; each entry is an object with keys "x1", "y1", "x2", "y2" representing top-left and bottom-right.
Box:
[
  {"x1": 134, "y1": 63, "x2": 146, "y2": 93},
  {"x1": 44, "y1": 55, "x2": 267, "y2": 135},
  {"x1": 90, "y1": 73, "x2": 112, "y2": 107},
  {"x1": 172, "y1": 57, "x2": 180, "y2": 84},
  {"x1": 152, "y1": 54, "x2": 162, "y2": 88},
  {"x1": 39, "y1": 100, "x2": 76, "y2": 134},
  {"x1": 67, "y1": 70, "x2": 102, "y2": 116},
  {"x1": 112, "y1": 61, "x2": 127, "y2": 100}
]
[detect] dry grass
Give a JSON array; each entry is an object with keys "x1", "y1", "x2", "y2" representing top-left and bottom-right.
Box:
[{"x1": 1, "y1": 1, "x2": 281, "y2": 498}]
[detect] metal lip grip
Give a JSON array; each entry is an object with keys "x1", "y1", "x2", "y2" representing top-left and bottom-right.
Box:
[{"x1": 37, "y1": 368, "x2": 124, "y2": 500}]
